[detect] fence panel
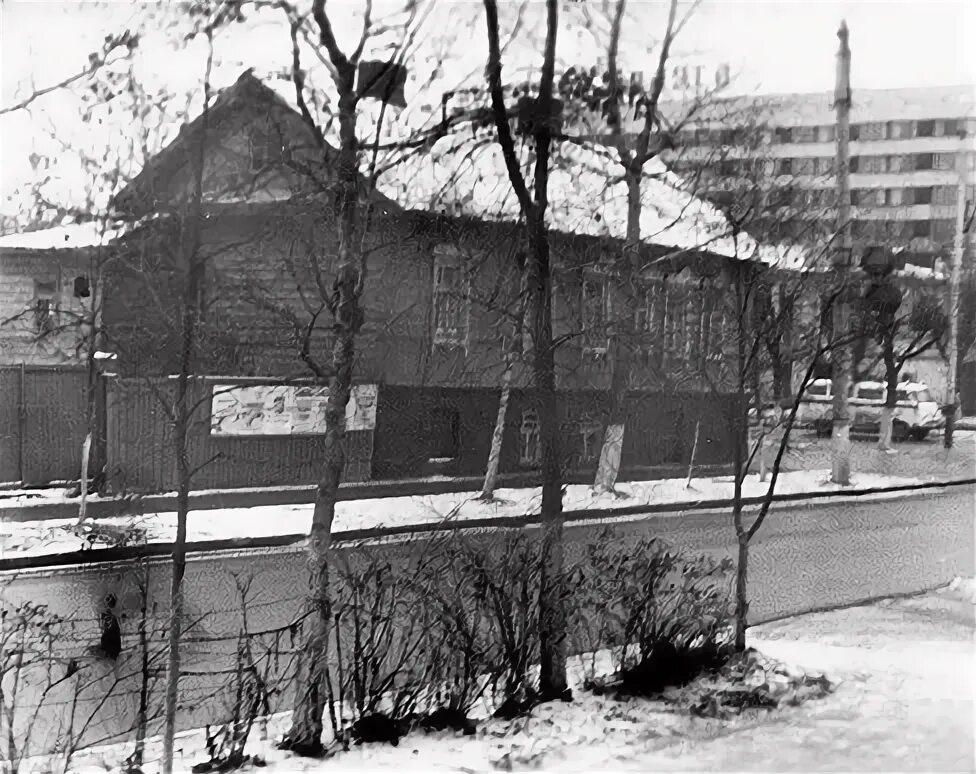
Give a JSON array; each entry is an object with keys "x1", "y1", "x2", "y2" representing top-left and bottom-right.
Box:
[
  {"x1": 21, "y1": 366, "x2": 89, "y2": 485},
  {"x1": 0, "y1": 367, "x2": 22, "y2": 482}
]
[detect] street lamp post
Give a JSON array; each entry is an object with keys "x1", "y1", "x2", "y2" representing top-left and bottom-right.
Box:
[
  {"x1": 831, "y1": 20, "x2": 854, "y2": 485},
  {"x1": 943, "y1": 150, "x2": 968, "y2": 447}
]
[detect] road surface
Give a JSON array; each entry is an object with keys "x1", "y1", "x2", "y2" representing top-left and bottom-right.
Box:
[{"x1": 2, "y1": 484, "x2": 973, "y2": 755}]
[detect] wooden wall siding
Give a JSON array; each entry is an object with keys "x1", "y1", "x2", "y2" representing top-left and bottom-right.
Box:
[
  {"x1": 0, "y1": 365, "x2": 95, "y2": 485},
  {"x1": 0, "y1": 248, "x2": 92, "y2": 367},
  {"x1": 371, "y1": 384, "x2": 740, "y2": 481},
  {"x1": 101, "y1": 208, "x2": 744, "y2": 396},
  {"x1": 0, "y1": 368, "x2": 21, "y2": 482},
  {"x1": 104, "y1": 377, "x2": 372, "y2": 493}
]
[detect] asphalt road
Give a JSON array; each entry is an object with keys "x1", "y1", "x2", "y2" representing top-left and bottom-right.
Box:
[{"x1": 3, "y1": 484, "x2": 973, "y2": 756}]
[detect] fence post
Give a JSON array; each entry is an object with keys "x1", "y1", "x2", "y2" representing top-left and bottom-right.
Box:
[{"x1": 18, "y1": 362, "x2": 26, "y2": 483}]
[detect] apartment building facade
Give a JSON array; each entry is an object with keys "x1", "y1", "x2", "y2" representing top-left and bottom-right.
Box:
[{"x1": 654, "y1": 85, "x2": 975, "y2": 270}]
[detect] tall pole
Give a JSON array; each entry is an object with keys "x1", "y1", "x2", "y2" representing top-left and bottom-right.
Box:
[
  {"x1": 943, "y1": 150, "x2": 968, "y2": 448},
  {"x1": 830, "y1": 20, "x2": 853, "y2": 485}
]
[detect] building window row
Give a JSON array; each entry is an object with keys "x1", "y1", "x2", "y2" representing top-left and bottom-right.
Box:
[
  {"x1": 852, "y1": 185, "x2": 962, "y2": 207},
  {"x1": 709, "y1": 152, "x2": 961, "y2": 181},
  {"x1": 682, "y1": 118, "x2": 967, "y2": 150},
  {"x1": 851, "y1": 218, "x2": 957, "y2": 244},
  {"x1": 776, "y1": 118, "x2": 966, "y2": 144}
]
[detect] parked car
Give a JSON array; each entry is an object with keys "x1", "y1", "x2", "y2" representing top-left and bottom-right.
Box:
[{"x1": 797, "y1": 379, "x2": 944, "y2": 441}]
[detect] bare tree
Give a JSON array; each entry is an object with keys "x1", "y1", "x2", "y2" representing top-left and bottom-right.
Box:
[
  {"x1": 856, "y1": 258, "x2": 948, "y2": 449},
  {"x1": 482, "y1": 0, "x2": 569, "y2": 700}
]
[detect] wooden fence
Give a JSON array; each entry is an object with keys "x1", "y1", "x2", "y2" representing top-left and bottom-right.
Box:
[{"x1": 0, "y1": 365, "x2": 99, "y2": 485}]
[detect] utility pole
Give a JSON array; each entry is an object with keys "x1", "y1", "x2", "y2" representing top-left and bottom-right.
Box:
[
  {"x1": 943, "y1": 149, "x2": 968, "y2": 448},
  {"x1": 830, "y1": 20, "x2": 854, "y2": 485}
]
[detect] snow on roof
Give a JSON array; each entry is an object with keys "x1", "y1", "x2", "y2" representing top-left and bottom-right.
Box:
[
  {"x1": 383, "y1": 135, "x2": 813, "y2": 270},
  {"x1": 0, "y1": 221, "x2": 129, "y2": 251}
]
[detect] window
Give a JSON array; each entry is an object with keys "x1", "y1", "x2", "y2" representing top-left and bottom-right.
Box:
[
  {"x1": 933, "y1": 152, "x2": 956, "y2": 171},
  {"x1": 807, "y1": 381, "x2": 829, "y2": 397},
  {"x1": 580, "y1": 273, "x2": 610, "y2": 352},
  {"x1": 853, "y1": 189, "x2": 881, "y2": 206},
  {"x1": 912, "y1": 187, "x2": 933, "y2": 205},
  {"x1": 793, "y1": 126, "x2": 816, "y2": 143},
  {"x1": 719, "y1": 159, "x2": 737, "y2": 176},
  {"x1": 859, "y1": 155, "x2": 885, "y2": 174},
  {"x1": 432, "y1": 246, "x2": 468, "y2": 347},
  {"x1": 775, "y1": 158, "x2": 793, "y2": 176},
  {"x1": 33, "y1": 281, "x2": 57, "y2": 336},
  {"x1": 699, "y1": 301, "x2": 726, "y2": 365},
  {"x1": 663, "y1": 281, "x2": 694, "y2": 366},
  {"x1": 858, "y1": 387, "x2": 885, "y2": 401},
  {"x1": 817, "y1": 125, "x2": 836, "y2": 143},
  {"x1": 934, "y1": 186, "x2": 957, "y2": 205},
  {"x1": 884, "y1": 188, "x2": 903, "y2": 206},
  {"x1": 792, "y1": 157, "x2": 815, "y2": 175},
  {"x1": 860, "y1": 122, "x2": 886, "y2": 141},
  {"x1": 885, "y1": 121, "x2": 912, "y2": 140},
  {"x1": 915, "y1": 120, "x2": 935, "y2": 138},
  {"x1": 816, "y1": 157, "x2": 833, "y2": 175},
  {"x1": 886, "y1": 155, "x2": 905, "y2": 173},
  {"x1": 849, "y1": 125, "x2": 861, "y2": 141},
  {"x1": 940, "y1": 119, "x2": 959, "y2": 137},
  {"x1": 248, "y1": 134, "x2": 285, "y2": 173},
  {"x1": 932, "y1": 220, "x2": 955, "y2": 243},
  {"x1": 849, "y1": 156, "x2": 860, "y2": 173},
  {"x1": 634, "y1": 280, "x2": 659, "y2": 337},
  {"x1": 774, "y1": 127, "x2": 793, "y2": 144},
  {"x1": 914, "y1": 153, "x2": 934, "y2": 170},
  {"x1": 912, "y1": 221, "x2": 931, "y2": 238},
  {"x1": 519, "y1": 409, "x2": 540, "y2": 466}
]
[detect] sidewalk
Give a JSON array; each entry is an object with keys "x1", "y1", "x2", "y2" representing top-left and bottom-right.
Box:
[
  {"x1": 0, "y1": 465, "x2": 736, "y2": 523},
  {"x1": 0, "y1": 468, "x2": 943, "y2": 564},
  {"x1": 27, "y1": 579, "x2": 976, "y2": 773}
]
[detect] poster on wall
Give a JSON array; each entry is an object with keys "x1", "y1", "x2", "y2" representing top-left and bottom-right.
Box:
[{"x1": 210, "y1": 383, "x2": 378, "y2": 436}]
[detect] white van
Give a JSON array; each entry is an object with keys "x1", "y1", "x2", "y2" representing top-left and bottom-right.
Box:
[{"x1": 798, "y1": 379, "x2": 944, "y2": 441}]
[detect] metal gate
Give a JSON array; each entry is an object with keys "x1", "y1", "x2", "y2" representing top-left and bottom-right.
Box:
[{"x1": 0, "y1": 365, "x2": 93, "y2": 485}]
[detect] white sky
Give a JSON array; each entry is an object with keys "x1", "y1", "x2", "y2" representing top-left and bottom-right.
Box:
[{"x1": 1, "y1": 0, "x2": 974, "y2": 219}]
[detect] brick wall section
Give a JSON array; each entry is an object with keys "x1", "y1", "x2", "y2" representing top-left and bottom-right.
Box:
[{"x1": 0, "y1": 247, "x2": 92, "y2": 366}]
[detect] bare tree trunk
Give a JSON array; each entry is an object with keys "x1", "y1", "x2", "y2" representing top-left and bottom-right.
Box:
[
  {"x1": 79, "y1": 433, "x2": 92, "y2": 521},
  {"x1": 878, "y1": 332, "x2": 898, "y2": 451},
  {"x1": 481, "y1": 354, "x2": 512, "y2": 500},
  {"x1": 484, "y1": 0, "x2": 567, "y2": 701},
  {"x1": 731, "y1": 267, "x2": 750, "y2": 652},
  {"x1": 281, "y1": 27, "x2": 363, "y2": 752},
  {"x1": 161, "y1": 34, "x2": 212, "y2": 772},
  {"x1": 593, "y1": 0, "x2": 681, "y2": 491}
]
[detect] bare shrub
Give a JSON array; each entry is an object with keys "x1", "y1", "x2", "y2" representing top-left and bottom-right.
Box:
[
  {"x1": 568, "y1": 528, "x2": 736, "y2": 696},
  {"x1": 424, "y1": 530, "x2": 544, "y2": 721}
]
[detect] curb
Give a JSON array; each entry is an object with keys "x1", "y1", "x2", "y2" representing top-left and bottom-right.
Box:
[
  {"x1": 0, "y1": 464, "x2": 732, "y2": 523},
  {"x1": 2, "y1": 478, "x2": 972, "y2": 574}
]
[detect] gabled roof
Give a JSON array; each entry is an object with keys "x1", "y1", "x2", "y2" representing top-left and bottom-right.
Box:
[{"x1": 112, "y1": 70, "x2": 375, "y2": 217}]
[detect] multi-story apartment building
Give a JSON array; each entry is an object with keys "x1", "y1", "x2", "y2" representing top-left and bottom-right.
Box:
[{"x1": 650, "y1": 85, "x2": 975, "y2": 270}]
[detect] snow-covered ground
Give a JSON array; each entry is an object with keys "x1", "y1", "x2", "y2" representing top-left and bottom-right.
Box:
[
  {"x1": 23, "y1": 579, "x2": 974, "y2": 773},
  {"x1": 0, "y1": 469, "x2": 929, "y2": 560}
]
